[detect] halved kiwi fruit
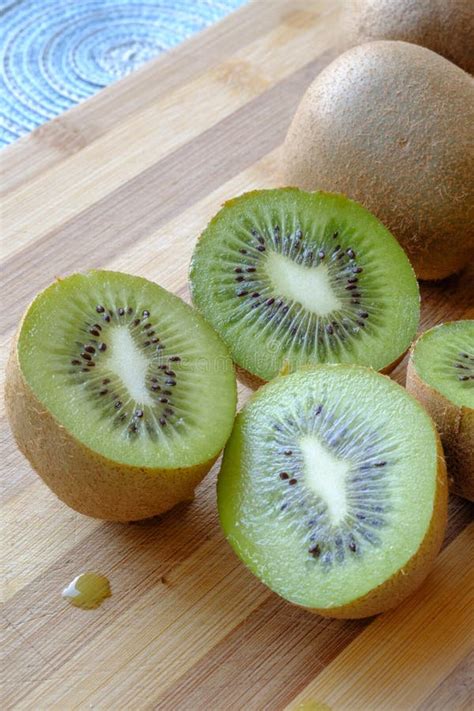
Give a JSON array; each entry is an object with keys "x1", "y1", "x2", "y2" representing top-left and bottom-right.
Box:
[
  {"x1": 6, "y1": 271, "x2": 237, "y2": 521},
  {"x1": 218, "y1": 365, "x2": 447, "y2": 618},
  {"x1": 190, "y1": 189, "x2": 420, "y2": 385},
  {"x1": 406, "y1": 320, "x2": 474, "y2": 501}
]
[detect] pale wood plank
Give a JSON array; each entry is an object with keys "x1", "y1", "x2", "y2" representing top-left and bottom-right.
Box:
[
  {"x1": 287, "y1": 524, "x2": 474, "y2": 711},
  {"x1": 1, "y1": 0, "x2": 335, "y2": 196},
  {"x1": 13, "y1": 534, "x2": 270, "y2": 710},
  {"x1": 1, "y1": 3, "x2": 341, "y2": 260},
  {"x1": 417, "y1": 651, "x2": 473, "y2": 711}
]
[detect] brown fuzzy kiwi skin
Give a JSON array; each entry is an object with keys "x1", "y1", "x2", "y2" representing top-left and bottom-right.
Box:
[
  {"x1": 5, "y1": 336, "x2": 220, "y2": 522},
  {"x1": 236, "y1": 351, "x2": 407, "y2": 391},
  {"x1": 406, "y1": 352, "x2": 474, "y2": 502},
  {"x1": 343, "y1": 0, "x2": 474, "y2": 75},
  {"x1": 306, "y1": 436, "x2": 448, "y2": 619},
  {"x1": 283, "y1": 41, "x2": 474, "y2": 280}
]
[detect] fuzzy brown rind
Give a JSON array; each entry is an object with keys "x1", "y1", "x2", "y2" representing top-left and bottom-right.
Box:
[
  {"x1": 6, "y1": 341, "x2": 218, "y2": 522},
  {"x1": 283, "y1": 41, "x2": 474, "y2": 280},
  {"x1": 406, "y1": 358, "x2": 474, "y2": 501},
  {"x1": 308, "y1": 436, "x2": 448, "y2": 618},
  {"x1": 343, "y1": 0, "x2": 474, "y2": 75}
]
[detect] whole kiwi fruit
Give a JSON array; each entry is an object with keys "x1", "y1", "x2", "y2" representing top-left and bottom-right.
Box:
[
  {"x1": 283, "y1": 41, "x2": 474, "y2": 280},
  {"x1": 343, "y1": 0, "x2": 474, "y2": 75}
]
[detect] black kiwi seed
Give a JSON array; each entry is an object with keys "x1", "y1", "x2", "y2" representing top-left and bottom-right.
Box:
[
  {"x1": 103, "y1": 314, "x2": 110, "y2": 322},
  {"x1": 118, "y1": 307, "x2": 125, "y2": 316},
  {"x1": 81, "y1": 352, "x2": 92, "y2": 361},
  {"x1": 142, "y1": 310, "x2": 150, "y2": 318},
  {"x1": 133, "y1": 319, "x2": 140, "y2": 327},
  {"x1": 169, "y1": 356, "x2": 181, "y2": 362},
  {"x1": 99, "y1": 389, "x2": 108, "y2": 395},
  {"x1": 96, "y1": 305, "x2": 105, "y2": 313},
  {"x1": 309, "y1": 544, "x2": 321, "y2": 557},
  {"x1": 346, "y1": 248, "x2": 356, "y2": 258},
  {"x1": 84, "y1": 346, "x2": 95, "y2": 354},
  {"x1": 289, "y1": 478, "x2": 298, "y2": 485},
  {"x1": 98, "y1": 343, "x2": 107, "y2": 352},
  {"x1": 102, "y1": 378, "x2": 110, "y2": 385},
  {"x1": 71, "y1": 359, "x2": 81, "y2": 365},
  {"x1": 279, "y1": 472, "x2": 289, "y2": 480},
  {"x1": 89, "y1": 328, "x2": 100, "y2": 337},
  {"x1": 114, "y1": 401, "x2": 122, "y2": 409}
]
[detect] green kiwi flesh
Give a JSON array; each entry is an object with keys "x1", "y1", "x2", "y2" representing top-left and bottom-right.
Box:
[
  {"x1": 411, "y1": 321, "x2": 474, "y2": 408},
  {"x1": 190, "y1": 189, "x2": 420, "y2": 382},
  {"x1": 15, "y1": 271, "x2": 236, "y2": 469},
  {"x1": 218, "y1": 366, "x2": 443, "y2": 615}
]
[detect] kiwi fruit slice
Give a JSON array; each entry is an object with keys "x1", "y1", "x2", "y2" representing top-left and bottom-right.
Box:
[
  {"x1": 190, "y1": 189, "x2": 419, "y2": 384},
  {"x1": 218, "y1": 365, "x2": 447, "y2": 618},
  {"x1": 6, "y1": 271, "x2": 236, "y2": 521},
  {"x1": 406, "y1": 320, "x2": 474, "y2": 501}
]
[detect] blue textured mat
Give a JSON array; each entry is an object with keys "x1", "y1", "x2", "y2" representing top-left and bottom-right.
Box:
[{"x1": 0, "y1": 0, "x2": 247, "y2": 148}]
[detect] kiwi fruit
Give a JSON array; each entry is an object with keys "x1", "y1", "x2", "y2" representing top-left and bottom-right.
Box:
[
  {"x1": 283, "y1": 41, "x2": 474, "y2": 280},
  {"x1": 189, "y1": 188, "x2": 419, "y2": 385},
  {"x1": 218, "y1": 365, "x2": 447, "y2": 618},
  {"x1": 5, "y1": 270, "x2": 236, "y2": 521},
  {"x1": 406, "y1": 320, "x2": 474, "y2": 501},
  {"x1": 344, "y1": 0, "x2": 474, "y2": 74}
]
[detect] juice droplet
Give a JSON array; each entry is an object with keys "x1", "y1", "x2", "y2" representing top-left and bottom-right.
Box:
[{"x1": 62, "y1": 572, "x2": 111, "y2": 610}]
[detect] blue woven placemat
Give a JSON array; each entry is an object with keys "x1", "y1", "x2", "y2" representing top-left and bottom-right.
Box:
[{"x1": 0, "y1": 0, "x2": 247, "y2": 148}]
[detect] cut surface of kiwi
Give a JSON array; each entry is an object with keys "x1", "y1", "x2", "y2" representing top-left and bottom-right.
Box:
[
  {"x1": 410, "y1": 321, "x2": 474, "y2": 409},
  {"x1": 7, "y1": 271, "x2": 236, "y2": 520},
  {"x1": 218, "y1": 366, "x2": 447, "y2": 618},
  {"x1": 190, "y1": 189, "x2": 420, "y2": 382},
  {"x1": 406, "y1": 320, "x2": 473, "y2": 501}
]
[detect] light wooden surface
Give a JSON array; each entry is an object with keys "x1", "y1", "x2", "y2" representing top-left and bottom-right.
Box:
[{"x1": 1, "y1": 1, "x2": 473, "y2": 709}]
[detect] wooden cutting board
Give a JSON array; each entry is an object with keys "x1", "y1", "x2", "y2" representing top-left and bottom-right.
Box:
[{"x1": 1, "y1": 1, "x2": 473, "y2": 708}]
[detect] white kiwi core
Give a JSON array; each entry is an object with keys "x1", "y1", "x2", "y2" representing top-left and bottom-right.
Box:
[
  {"x1": 300, "y1": 435, "x2": 350, "y2": 524},
  {"x1": 264, "y1": 251, "x2": 342, "y2": 316},
  {"x1": 106, "y1": 326, "x2": 154, "y2": 407}
]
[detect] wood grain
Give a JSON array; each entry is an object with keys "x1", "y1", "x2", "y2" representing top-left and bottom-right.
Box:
[{"x1": 1, "y1": 1, "x2": 472, "y2": 709}]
